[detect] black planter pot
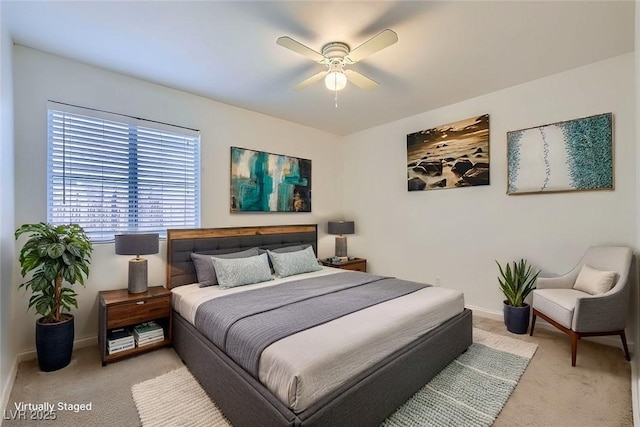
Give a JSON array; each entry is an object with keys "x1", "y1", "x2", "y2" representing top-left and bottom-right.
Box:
[
  {"x1": 503, "y1": 301, "x2": 530, "y2": 334},
  {"x1": 35, "y1": 314, "x2": 74, "y2": 372}
]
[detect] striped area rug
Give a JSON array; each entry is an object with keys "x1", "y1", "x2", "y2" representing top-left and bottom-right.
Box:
[
  {"x1": 132, "y1": 329, "x2": 537, "y2": 427},
  {"x1": 132, "y1": 367, "x2": 232, "y2": 427},
  {"x1": 381, "y1": 329, "x2": 537, "y2": 427}
]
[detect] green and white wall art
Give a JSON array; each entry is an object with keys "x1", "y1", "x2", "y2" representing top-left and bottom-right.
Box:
[
  {"x1": 507, "y1": 113, "x2": 613, "y2": 195},
  {"x1": 230, "y1": 146, "x2": 312, "y2": 212}
]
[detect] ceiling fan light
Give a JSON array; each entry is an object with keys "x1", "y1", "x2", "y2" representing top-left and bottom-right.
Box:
[{"x1": 325, "y1": 71, "x2": 347, "y2": 91}]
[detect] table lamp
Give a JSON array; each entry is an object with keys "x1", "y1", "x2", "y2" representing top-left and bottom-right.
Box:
[
  {"x1": 115, "y1": 233, "x2": 159, "y2": 294},
  {"x1": 327, "y1": 221, "x2": 355, "y2": 258}
]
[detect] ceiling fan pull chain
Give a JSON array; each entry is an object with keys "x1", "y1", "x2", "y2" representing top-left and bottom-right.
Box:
[{"x1": 334, "y1": 88, "x2": 339, "y2": 108}]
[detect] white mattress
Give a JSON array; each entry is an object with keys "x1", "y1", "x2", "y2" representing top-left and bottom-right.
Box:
[{"x1": 171, "y1": 268, "x2": 465, "y2": 413}]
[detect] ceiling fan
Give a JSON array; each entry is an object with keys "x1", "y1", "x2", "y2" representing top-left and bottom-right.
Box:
[{"x1": 276, "y1": 29, "x2": 398, "y2": 92}]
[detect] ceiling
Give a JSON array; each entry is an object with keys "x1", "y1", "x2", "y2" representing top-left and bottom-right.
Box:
[{"x1": 2, "y1": 1, "x2": 635, "y2": 135}]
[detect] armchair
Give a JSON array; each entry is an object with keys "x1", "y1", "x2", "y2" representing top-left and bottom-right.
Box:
[{"x1": 530, "y1": 246, "x2": 633, "y2": 366}]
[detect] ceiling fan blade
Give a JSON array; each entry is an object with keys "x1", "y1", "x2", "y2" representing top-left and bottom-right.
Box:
[
  {"x1": 345, "y1": 70, "x2": 379, "y2": 90},
  {"x1": 294, "y1": 70, "x2": 327, "y2": 90},
  {"x1": 344, "y1": 29, "x2": 398, "y2": 64},
  {"x1": 277, "y1": 36, "x2": 325, "y2": 63}
]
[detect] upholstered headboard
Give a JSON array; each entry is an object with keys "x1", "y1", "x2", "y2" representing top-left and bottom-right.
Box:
[{"x1": 166, "y1": 224, "x2": 318, "y2": 288}]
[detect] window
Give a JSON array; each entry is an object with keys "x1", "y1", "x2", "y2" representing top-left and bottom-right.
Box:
[{"x1": 47, "y1": 102, "x2": 200, "y2": 243}]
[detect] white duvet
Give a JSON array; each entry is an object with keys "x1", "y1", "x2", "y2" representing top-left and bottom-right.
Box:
[{"x1": 171, "y1": 268, "x2": 464, "y2": 413}]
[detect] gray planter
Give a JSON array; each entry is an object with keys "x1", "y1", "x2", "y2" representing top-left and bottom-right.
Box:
[
  {"x1": 36, "y1": 314, "x2": 74, "y2": 371},
  {"x1": 503, "y1": 301, "x2": 530, "y2": 334}
]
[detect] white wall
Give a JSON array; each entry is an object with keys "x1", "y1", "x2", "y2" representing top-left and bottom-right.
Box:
[
  {"x1": 342, "y1": 53, "x2": 636, "y2": 314},
  {"x1": 6, "y1": 43, "x2": 637, "y2": 410},
  {"x1": 634, "y1": 2, "x2": 640, "y2": 424},
  {"x1": 0, "y1": 4, "x2": 17, "y2": 411},
  {"x1": 12, "y1": 46, "x2": 342, "y2": 354}
]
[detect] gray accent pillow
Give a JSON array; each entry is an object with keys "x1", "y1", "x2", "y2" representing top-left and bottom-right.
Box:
[
  {"x1": 259, "y1": 245, "x2": 311, "y2": 271},
  {"x1": 270, "y1": 244, "x2": 311, "y2": 254},
  {"x1": 267, "y1": 246, "x2": 322, "y2": 278},
  {"x1": 191, "y1": 247, "x2": 260, "y2": 287},
  {"x1": 211, "y1": 253, "x2": 272, "y2": 289}
]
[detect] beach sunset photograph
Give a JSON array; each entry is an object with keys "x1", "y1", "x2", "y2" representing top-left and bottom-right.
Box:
[{"x1": 407, "y1": 114, "x2": 490, "y2": 191}]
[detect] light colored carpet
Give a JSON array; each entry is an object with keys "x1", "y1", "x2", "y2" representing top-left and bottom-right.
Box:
[
  {"x1": 474, "y1": 316, "x2": 633, "y2": 427},
  {"x1": 3, "y1": 346, "x2": 182, "y2": 427},
  {"x1": 132, "y1": 328, "x2": 537, "y2": 427},
  {"x1": 4, "y1": 315, "x2": 632, "y2": 427}
]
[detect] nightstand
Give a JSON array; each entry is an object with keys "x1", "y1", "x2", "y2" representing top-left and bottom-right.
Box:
[
  {"x1": 321, "y1": 257, "x2": 367, "y2": 272},
  {"x1": 98, "y1": 286, "x2": 172, "y2": 366}
]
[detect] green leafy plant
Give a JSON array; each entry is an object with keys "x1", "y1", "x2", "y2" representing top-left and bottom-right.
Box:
[
  {"x1": 496, "y1": 259, "x2": 540, "y2": 307},
  {"x1": 16, "y1": 223, "x2": 93, "y2": 323}
]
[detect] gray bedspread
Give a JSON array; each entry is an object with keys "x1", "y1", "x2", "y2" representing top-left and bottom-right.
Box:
[{"x1": 194, "y1": 271, "x2": 430, "y2": 376}]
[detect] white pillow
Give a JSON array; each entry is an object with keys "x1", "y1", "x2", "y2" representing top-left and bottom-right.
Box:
[{"x1": 573, "y1": 264, "x2": 617, "y2": 295}]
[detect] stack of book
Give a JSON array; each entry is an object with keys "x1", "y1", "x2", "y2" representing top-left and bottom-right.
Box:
[
  {"x1": 107, "y1": 328, "x2": 135, "y2": 354},
  {"x1": 133, "y1": 321, "x2": 165, "y2": 347}
]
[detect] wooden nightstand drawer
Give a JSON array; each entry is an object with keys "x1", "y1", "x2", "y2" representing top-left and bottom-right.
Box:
[
  {"x1": 107, "y1": 296, "x2": 170, "y2": 329},
  {"x1": 321, "y1": 257, "x2": 367, "y2": 272},
  {"x1": 99, "y1": 286, "x2": 172, "y2": 366},
  {"x1": 338, "y1": 260, "x2": 366, "y2": 272}
]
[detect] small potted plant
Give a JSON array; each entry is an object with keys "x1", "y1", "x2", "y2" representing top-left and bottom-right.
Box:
[
  {"x1": 496, "y1": 258, "x2": 540, "y2": 334},
  {"x1": 15, "y1": 222, "x2": 93, "y2": 371}
]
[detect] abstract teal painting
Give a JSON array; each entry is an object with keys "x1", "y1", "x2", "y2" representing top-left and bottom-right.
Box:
[
  {"x1": 230, "y1": 147, "x2": 311, "y2": 212},
  {"x1": 507, "y1": 113, "x2": 613, "y2": 195}
]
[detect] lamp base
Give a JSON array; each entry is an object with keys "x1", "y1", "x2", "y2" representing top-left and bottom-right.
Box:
[
  {"x1": 334, "y1": 236, "x2": 348, "y2": 258},
  {"x1": 128, "y1": 258, "x2": 148, "y2": 294}
]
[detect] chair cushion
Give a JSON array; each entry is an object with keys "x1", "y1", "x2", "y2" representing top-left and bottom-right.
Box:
[
  {"x1": 572, "y1": 264, "x2": 617, "y2": 295},
  {"x1": 532, "y1": 288, "x2": 590, "y2": 329}
]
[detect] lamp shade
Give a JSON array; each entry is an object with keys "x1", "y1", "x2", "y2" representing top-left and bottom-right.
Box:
[
  {"x1": 114, "y1": 233, "x2": 159, "y2": 257},
  {"x1": 328, "y1": 221, "x2": 355, "y2": 235}
]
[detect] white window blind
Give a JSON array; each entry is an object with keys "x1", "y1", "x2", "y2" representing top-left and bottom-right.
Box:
[{"x1": 47, "y1": 104, "x2": 200, "y2": 242}]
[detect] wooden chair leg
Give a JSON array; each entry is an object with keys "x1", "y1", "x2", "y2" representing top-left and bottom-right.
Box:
[
  {"x1": 620, "y1": 330, "x2": 631, "y2": 361},
  {"x1": 529, "y1": 309, "x2": 629, "y2": 365},
  {"x1": 570, "y1": 331, "x2": 578, "y2": 367},
  {"x1": 530, "y1": 310, "x2": 537, "y2": 336}
]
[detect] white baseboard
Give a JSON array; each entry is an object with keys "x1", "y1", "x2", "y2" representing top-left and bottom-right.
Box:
[
  {"x1": 632, "y1": 357, "x2": 639, "y2": 427},
  {"x1": 466, "y1": 305, "x2": 502, "y2": 320},
  {"x1": 0, "y1": 355, "x2": 18, "y2": 419},
  {"x1": 467, "y1": 305, "x2": 634, "y2": 349},
  {"x1": 16, "y1": 335, "x2": 97, "y2": 363}
]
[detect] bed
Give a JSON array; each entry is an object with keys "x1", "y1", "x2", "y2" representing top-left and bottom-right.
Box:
[{"x1": 167, "y1": 224, "x2": 472, "y2": 427}]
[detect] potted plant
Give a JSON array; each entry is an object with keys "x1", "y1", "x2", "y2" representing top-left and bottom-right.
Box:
[
  {"x1": 15, "y1": 222, "x2": 93, "y2": 371},
  {"x1": 496, "y1": 258, "x2": 540, "y2": 334}
]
